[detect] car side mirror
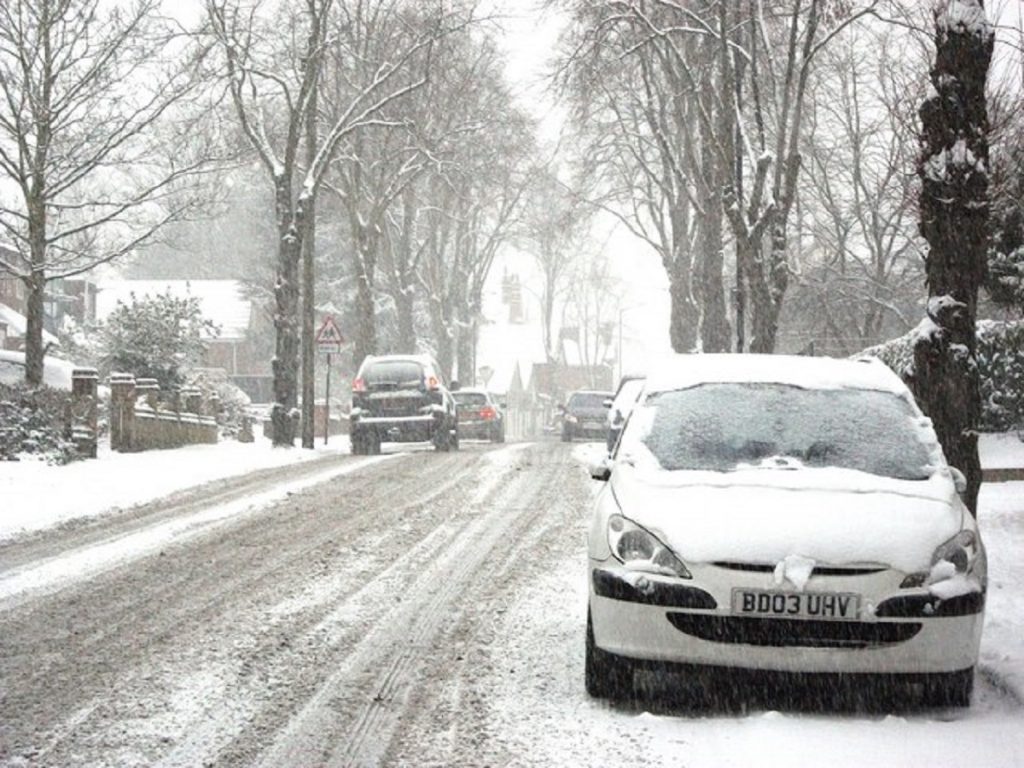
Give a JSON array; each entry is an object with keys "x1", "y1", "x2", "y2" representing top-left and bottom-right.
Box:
[
  {"x1": 603, "y1": 398, "x2": 613, "y2": 408},
  {"x1": 950, "y1": 467, "x2": 967, "y2": 495},
  {"x1": 589, "y1": 456, "x2": 612, "y2": 481}
]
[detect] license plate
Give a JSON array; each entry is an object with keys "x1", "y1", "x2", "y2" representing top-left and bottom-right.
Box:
[{"x1": 731, "y1": 589, "x2": 860, "y2": 620}]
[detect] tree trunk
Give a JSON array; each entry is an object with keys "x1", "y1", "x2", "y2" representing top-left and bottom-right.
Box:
[
  {"x1": 698, "y1": 138, "x2": 730, "y2": 352},
  {"x1": 394, "y1": 285, "x2": 416, "y2": 353},
  {"x1": 667, "y1": 213, "x2": 699, "y2": 353},
  {"x1": 455, "y1": 312, "x2": 475, "y2": 386},
  {"x1": 23, "y1": 197, "x2": 48, "y2": 386},
  {"x1": 271, "y1": 200, "x2": 302, "y2": 447},
  {"x1": 24, "y1": 271, "x2": 47, "y2": 387},
  {"x1": 300, "y1": 88, "x2": 318, "y2": 450},
  {"x1": 748, "y1": 222, "x2": 790, "y2": 354},
  {"x1": 352, "y1": 225, "x2": 378, "y2": 369},
  {"x1": 429, "y1": 296, "x2": 454, "y2": 380},
  {"x1": 667, "y1": 268, "x2": 699, "y2": 353},
  {"x1": 908, "y1": 0, "x2": 993, "y2": 515}
]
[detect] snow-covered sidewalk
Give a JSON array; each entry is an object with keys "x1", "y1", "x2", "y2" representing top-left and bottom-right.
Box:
[{"x1": 0, "y1": 435, "x2": 349, "y2": 542}]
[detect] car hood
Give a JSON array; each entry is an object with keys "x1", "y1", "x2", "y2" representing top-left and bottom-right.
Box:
[{"x1": 609, "y1": 465, "x2": 965, "y2": 574}]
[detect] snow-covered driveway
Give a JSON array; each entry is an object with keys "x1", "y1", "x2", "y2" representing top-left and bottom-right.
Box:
[{"x1": 1, "y1": 442, "x2": 1022, "y2": 767}]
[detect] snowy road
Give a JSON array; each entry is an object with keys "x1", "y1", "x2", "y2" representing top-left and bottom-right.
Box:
[{"x1": 2, "y1": 442, "x2": 1023, "y2": 767}]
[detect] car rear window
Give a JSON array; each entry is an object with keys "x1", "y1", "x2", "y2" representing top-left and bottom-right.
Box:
[
  {"x1": 453, "y1": 392, "x2": 488, "y2": 406},
  {"x1": 568, "y1": 392, "x2": 610, "y2": 409},
  {"x1": 362, "y1": 361, "x2": 424, "y2": 387},
  {"x1": 623, "y1": 383, "x2": 934, "y2": 480}
]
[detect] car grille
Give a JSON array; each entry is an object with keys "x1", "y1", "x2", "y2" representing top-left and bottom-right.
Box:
[
  {"x1": 711, "y1": 562, "x2": 887, "y2": 577},
  {"x1": 666, "y1": 613, "x2": 922, "y2": 649}
]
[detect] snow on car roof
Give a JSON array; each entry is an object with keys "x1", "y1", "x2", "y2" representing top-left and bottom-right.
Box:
[{"x1": 642, "y1": 353, "x2": 908, "y2": 395}]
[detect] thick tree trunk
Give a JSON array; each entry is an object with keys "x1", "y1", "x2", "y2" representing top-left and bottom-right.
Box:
[
  {"x1": 748, "y1": 223, "x2": 790, "y2": 354},
  {"x1": 394, "y1": 285, "x2": 416, "y2": 353},
  {"x1": 455, "y1": 319, "x2": 475, "y2": 386},
  {"x1": 429, "y1": 297, "x2": 454, "y2": 381},
  {"x1": 352, "y1": 226, "x2": 378, "y2": 369},
  {"x1": 667, "y1": 269, "x2": 700, "y2": 353},
  {"x1": 667, "y1": 217, "x2": 699, "y2": 353},
  {"x1": 24, "y1": 271, "x2": 47, "y2": 387},
  {"x1": 301, "y1": 200, "x2": 315, "y2": 450},
  {"x1": 23, "y1": 198, "x2": 48, "y2": 387},
  {"x1": 271, "y1": 219, "x2": 302, "y2": 447},
  {"x1": 698, "y1": 66, "x2": 731, "y2": 354},
  {"x1": 908, "y1": 0, "x2": 993, "y2": 515}
]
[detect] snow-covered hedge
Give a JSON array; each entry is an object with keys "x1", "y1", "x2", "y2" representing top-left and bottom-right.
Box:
[
  {"x1": 862, "y1": 320, "x2": 1024, "y2": 432},
  {"x1": 184, "y1": 369, "x2": 251, "y2": 439},
  {"x1": 0, "y1": 383, "x2": 79, "y2": 464}
]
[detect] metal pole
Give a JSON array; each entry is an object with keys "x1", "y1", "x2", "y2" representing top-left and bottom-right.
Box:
[{"x1": 324, "y1": 350, "x2": 331, "y2": 446}]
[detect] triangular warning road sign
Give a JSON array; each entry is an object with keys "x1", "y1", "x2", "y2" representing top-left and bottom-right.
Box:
[{"x1": 315, "y1": 315, "x2": 345, "y2": 346}]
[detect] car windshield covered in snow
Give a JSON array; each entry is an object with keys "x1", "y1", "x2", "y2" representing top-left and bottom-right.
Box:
[{"x1": 625, "y1": 383, "x2": 933, "y2": 480}]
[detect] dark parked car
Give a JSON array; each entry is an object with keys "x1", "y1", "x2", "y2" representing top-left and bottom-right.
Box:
[
  {"x1": 452, "y1": 388, "x2": 505, "y2": 443},
  {"x1": 349, "y1": 354, "x2": 459, "y2": 454},
  {"x1": 561, "y1": 389, "x2": 614, "y2": 442}
]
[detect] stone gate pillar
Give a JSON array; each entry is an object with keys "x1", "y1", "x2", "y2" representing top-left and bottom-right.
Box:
[
  {"x1": 71, "y1": 368, "x2": 99, "y2": 459},
  {"x1": 109, "y1": 373, "x2": 136, "y2": 452}
]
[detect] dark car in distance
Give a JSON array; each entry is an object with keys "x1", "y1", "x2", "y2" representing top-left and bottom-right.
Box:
[
  {"x1": 452, "y1": 388, "x2": 505, "y2": 443},
  {"x1": 349, "y1": 354, "x2": 459, "y2": 454},
  {"x1": 562, "y1": 389, "x2": 615, "y2": 442}
]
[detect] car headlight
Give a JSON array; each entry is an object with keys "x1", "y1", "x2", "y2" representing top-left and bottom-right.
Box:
[
  {"x1": 608, "y1": 514, "x2": 690, "y2": 578},
  {"x1": 901, "y1": 530, "x2": 982, "y2": 587}
]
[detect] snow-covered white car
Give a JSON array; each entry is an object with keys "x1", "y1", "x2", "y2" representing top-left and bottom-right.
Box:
[
  {"x1": 586, "y1": 354, "x2": 986, "y2": 707},
  {"x1": 0, "y1": 349, "x2": 77, "y2": 390}
]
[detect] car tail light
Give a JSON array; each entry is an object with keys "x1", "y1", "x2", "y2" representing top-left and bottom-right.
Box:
[
  {"x1": 426, "y1": 376, "x2": 439, "y2": 390},
  {"x1": 352, "y1": 377, "x2": 366, "y2": 392},
  {"x1": 480, "y1": 406, "x2": 496, "y2": 420}
]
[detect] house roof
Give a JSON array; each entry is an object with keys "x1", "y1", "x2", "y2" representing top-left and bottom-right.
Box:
[{"x1": 95, "y1": 279, "x2": 252, "y2": 340}]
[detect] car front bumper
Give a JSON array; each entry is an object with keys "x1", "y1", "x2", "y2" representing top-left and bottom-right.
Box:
[{"x1": 589, "y1": 563, "x2": 984, "y2": 675}]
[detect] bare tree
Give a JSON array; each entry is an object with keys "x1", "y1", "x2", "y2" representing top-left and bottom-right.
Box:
[
  {"x1": 381, "y1": 30, "x2": 533, "y2": 381},
  {"x1": 522, "y1": 168, "x2": 589, "y2": 363},
  {"x1": 206, "y1": 0, "x2": 441, "y2": 445},
  {"x1": 794, "y1": 24, "x2": 927, "y2": 354},
  {"x1": 0, "y1": 0, "x2": 222, "y2": 385},
  {"x1": 560, "y1": 0, "x2": 878, "y2": 353},
  {"x1": 559, "y1": 0, "x2": 720, "y2": 352}
]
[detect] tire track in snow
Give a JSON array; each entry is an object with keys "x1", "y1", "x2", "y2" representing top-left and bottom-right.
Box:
[{"x1": 252, "y1": 443, "x2": 564, "y2": 767}]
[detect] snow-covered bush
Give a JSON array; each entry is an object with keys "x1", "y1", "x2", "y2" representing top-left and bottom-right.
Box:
[
  {"x1": 95, "y1": 291, "x2": 219, "y2": 389},
  {"x1": 862, "y1": 320, "x2": 1024, "y2": 432},
  {"x1": 0, "y1": 383, "x2": 78, "y2": 464},
  {"x1": 184, "y1": 369, "x2": 251, "y2": 438}
]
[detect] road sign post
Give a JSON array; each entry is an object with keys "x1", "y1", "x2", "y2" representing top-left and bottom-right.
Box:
[{"x1": 315, "y1": 316, "x2": 345, "y2": 446}]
